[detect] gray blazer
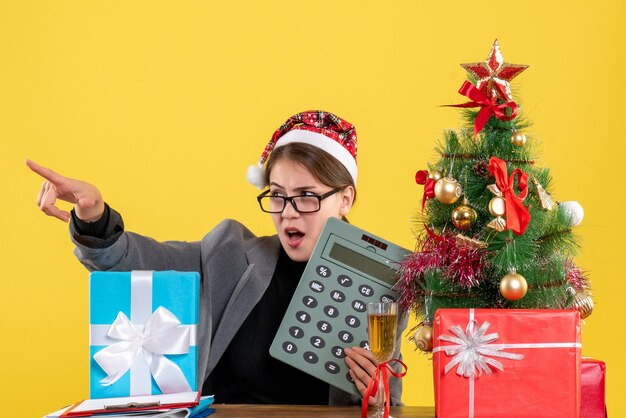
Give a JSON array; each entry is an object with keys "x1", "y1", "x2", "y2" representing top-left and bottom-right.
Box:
[{"x1": 71, "y1": 215, "x2": 405, "y2": 405}]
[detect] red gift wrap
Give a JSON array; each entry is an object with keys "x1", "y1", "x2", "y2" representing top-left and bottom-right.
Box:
[
  {"x1": 433, "y1": 309, "x2": 581, "y2": 418},
  {"x1": 581, "y1": 358, "x2": 607, "y2": 418}
]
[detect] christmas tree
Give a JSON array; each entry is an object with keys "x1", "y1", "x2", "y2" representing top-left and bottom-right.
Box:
[{"x1": 397, "y1": 40, "x2": 592, "y2": 353}]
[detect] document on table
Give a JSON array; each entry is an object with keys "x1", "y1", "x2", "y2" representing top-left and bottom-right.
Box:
[{"x1": 55, "y1": 392, "x2": 201, "y2": 417}]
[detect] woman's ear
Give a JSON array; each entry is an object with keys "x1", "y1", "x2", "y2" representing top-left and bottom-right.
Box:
[{"x1": 338, "y1": 186, "x2": 355, "y2": 217}]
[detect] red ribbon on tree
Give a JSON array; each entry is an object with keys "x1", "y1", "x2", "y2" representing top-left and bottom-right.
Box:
[
  {"x1": 415, "y1": 170, "x2": 444, "y2": 242},
  {"x1": 447, "y1": 81, "x2": 518, "y2": 139},
  {"x1": 487, "y1": 156, "x2": 531, "y2": 235},
  {"x1": 415, "y1": 170, "x2": 436, "y2": 212},
  {"x1": 361, "y1": 359, "x2": 408, "y2": 418}
]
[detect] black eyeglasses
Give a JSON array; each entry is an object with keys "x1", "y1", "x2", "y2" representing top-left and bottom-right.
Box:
[{"x1": 256, "y1": 188, "x2": 342, "y2": 213}]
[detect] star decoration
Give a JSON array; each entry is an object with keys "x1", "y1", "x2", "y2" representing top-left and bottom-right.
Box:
[{"x1": 461, "y1": 39, "x2": 528, "y2": 102}]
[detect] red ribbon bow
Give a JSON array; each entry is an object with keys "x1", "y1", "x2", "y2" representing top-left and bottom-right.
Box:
[
  {"x1": 361, "y1": 359, "x2": 408, "y2": 418},
  {"x1": 487, "y1": 157, "x2": 531, "y2": 235},
  {"x1": 414, "y1": 170, "x2": 444, "y2": 242},
  {"x1": 415, "y1": 170, "x2": 436, "y2": 212},
  {"x1": 448, "y1": 81, "x2": 519, "y2": 139}
]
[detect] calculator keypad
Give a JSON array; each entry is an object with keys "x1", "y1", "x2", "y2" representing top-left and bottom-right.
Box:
[{"x1": 275, "y1": 269, "x2": 399, "y2": 396}]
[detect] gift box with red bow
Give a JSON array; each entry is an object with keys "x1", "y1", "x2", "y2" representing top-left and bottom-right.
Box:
[
  {"x1": 89, "y1": 270, "x2": 200, "y2": 398},
  {"x1": 433, "y1": 309, "x2": 581, "y2": 418},
  {"x1": 581, "y1": 358, "x2": 607, "y2": 418}
]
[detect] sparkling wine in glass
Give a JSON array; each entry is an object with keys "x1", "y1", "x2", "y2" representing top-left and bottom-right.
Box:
[{"x1": 367, "y1": 302, "x2": 398, "y2": 418}]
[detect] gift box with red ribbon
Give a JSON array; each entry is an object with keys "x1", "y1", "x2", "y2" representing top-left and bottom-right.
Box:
[
  {"x1": 433, "y1": 309, "x2": 581, "y2": 418},
  {"x1": 581, "y1": 358, "x2": 607, "y2": 418}
]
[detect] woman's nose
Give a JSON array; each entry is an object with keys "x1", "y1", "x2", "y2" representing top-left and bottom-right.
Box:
[{"x1": 281, "y1": 199, "x2": 301, "y2": 218}]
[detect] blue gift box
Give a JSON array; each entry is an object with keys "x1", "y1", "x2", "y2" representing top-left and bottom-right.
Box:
[{"x1": 89, "y1": 271, "x2": 200, "y2": 399}]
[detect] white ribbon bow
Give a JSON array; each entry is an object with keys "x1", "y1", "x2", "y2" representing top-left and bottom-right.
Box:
[
  {"x1": 438, "y1": 320, "x2": 524, "y2": 378},
  {"x1": 93, "y1": 306, "x2": 192, "y2": 393}
]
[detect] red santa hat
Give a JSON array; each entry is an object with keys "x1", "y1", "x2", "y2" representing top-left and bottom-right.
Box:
[{"x1": 246, "y1": 110, "x2": 358, "y2": 189}]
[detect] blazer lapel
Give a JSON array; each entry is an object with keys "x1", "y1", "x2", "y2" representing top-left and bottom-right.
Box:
[{"x1": 205, "y1": 236, "x2": 280, "y2": 376}]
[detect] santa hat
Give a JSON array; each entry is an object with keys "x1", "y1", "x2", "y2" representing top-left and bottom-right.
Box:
[{"x1": 246, "y1": 110, "x2": 358, "y2": 189}]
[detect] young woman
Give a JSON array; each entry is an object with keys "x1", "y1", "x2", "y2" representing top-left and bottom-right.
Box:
[{"x1": 27, "y1": 110, "x2": 406, "y2": 406}]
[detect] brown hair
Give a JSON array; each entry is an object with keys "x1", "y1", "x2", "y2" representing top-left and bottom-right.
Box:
[{"x1": 264, "y1": 142, "x2": 357, "y2": 211}]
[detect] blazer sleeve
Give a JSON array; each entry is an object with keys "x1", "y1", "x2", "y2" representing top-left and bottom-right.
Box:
[{"x1": 70, "y1": 205, "x2": 202, "y2": 273}]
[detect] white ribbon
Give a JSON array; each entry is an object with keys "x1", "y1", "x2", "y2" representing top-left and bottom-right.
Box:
[
  {"x1": 434, "y1": 319, "x2": 524, "y2": 378},
  {"x1": 93, "y1": 306, "x2": 192, "y2": 394}
]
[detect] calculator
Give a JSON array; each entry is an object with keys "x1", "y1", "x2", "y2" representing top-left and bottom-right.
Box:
[{"x1": 269, "y1": 217, "x2": 410, "y2": 396}]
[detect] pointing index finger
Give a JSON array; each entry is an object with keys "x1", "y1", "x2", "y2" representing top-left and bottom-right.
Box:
[{"x1": 26, "y1": 159, "x2": 66, "y2": 185}]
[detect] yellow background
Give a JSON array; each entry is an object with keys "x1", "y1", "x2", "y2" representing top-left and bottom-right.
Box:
[{"x1": 1, "y1": 1, "x2": 624, "y2": 416}]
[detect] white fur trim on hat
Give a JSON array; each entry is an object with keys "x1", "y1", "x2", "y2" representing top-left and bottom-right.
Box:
[{"x1": 275, "y1": 129, "x2": 358, "y2": 186}]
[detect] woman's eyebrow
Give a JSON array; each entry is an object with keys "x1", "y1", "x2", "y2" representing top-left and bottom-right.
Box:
[{"x1": 269, "y1": 182, "x2": 319, "y2": 193}]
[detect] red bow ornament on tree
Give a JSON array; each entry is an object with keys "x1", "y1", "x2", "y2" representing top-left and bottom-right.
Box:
[
  {"x1": 448, "y1": 81, "x2": 518, "y2": 139},
  {"x1": 415, "y1": 170, "x2": 445, "y2": 241},
  {"x1": 415, "y1": 170, "x2": 436, "y2": 212},
  {"x1": 486, "y1": 157, "x2": 531, "y2": 236}
]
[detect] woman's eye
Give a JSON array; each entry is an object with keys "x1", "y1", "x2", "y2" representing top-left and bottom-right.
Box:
[
  {"x1": 270, "y1": 191, "x2": 284, "y2": 197},
  {"x1": 301, "y1": 191, "x2": 316, "y2": 196}
]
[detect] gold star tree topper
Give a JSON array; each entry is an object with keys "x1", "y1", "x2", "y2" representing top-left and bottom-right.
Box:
[{"x1": 461, "y1": 39, "x2": 528, "y2": 102}]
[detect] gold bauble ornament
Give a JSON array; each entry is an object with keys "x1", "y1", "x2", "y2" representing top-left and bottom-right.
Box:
[
  {"x1": 414, "y1": 324, "x2": 434, "y2": 352},
  {"x1": 488, "y1": 196, "x2": 506, "y2": 217},
  {"x1": 451, "y1": 205, "x2": 478, "y2": 230},
  {"x1": 570, "y1": 291, "x2": 594, "y2": 319},
  {"x1": 434, "y1": 176, "x2": 462, "y2": 204},
  {"x1": 499, "y1": 271, "x2": 528, "y2": 300},
  {"x1": 429, "y1": 170, "x2": 443, "y2": 181},
  {"x1": 511, "y1": 131, "x2": 527, "y2": 147}
]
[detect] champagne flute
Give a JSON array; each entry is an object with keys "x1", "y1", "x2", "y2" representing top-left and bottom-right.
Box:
[{"x1": 366, "y1": 301, "x2": 398, "y2": 418}]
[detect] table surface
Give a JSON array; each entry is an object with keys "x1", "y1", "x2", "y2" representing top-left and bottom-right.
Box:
[{"x1": 211, "y1": 404, "x2": 435, "y2": 417}]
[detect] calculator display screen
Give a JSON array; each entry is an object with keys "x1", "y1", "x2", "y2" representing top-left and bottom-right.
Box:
[{"x1": 328, "y1": 242, "x2": 397, "y2": 285}]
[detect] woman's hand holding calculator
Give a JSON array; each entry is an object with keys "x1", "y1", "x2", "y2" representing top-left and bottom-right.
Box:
[{"x1": 344, "y1": 346, "x2": 381, "y2": 406}]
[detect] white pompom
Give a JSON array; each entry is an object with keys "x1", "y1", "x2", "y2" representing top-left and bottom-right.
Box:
[
  {"x1": 246, "y1": 163, "x2": 266, "y2": 189},
  {"x1": 559, "y1": 201, "x2": 584, "y2": 227}
]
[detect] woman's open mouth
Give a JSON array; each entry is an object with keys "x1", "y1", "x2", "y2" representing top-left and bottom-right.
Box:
[{"x1": 285, "y1": 227, "x2": 305, "y2": 247}]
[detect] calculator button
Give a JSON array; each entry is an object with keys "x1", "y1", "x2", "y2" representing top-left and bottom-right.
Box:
[
  {"x1": 317, "y1": 321, "x2": 332, "y2": 333},
  {"x1": 337, "y1": 275, "x2": 353, "y2": 287},
  {"x1": 325, "y1": 361, "x2": 340, "y2": 374},
  {"x1": 381, "y1": 294, "x2": 396, "y2": 303},
  {"x1": 358, "y1": 285, "x2": 374, "y2": 298},
  {"x1": 310, "y1": 336, "x2": 326, "y2": 349},
  {"x1": 351, "y1": 300, "x2": 366, "y2": 313},
  {"x1": 345, "y1": 315, "x2": 360, "y2": 328},
  {"x1": 346, "y1": 372, "x2": 354, "y2": 383},
  {"x1": 304, "y1": 351, "x2": 319, "y2": 364},
  {"x1": 338, "y1": 331, "x2": 354, "y2": 343},
  {"x1": 289, "y1": 326, "x2": 304, "y2": 339},
  {"x1": 302, "y1": 295, "x2": 318, "y2": 308},
  {"x1": 359, "y1": 341, "x2": 370, "y2": 350},
  {"x1": 316, "y1": 265, "x2": 332, "y2": 278},
  {"x1": 330, "y1": 290, "x2": 346, "y2": 303},
  {"x1": 282, "y1": 341, "x2": 298, "y2": 354},
  {"x1": 323, "y1": 305, "x2": 339, "y2": 318},
  {"x1": 331, "y1": 346, "x2": 346, "y2": 358},
  {"x1": 296, "y1": 311, "x2": 311, "y2": 323},
  {"x1": 309, "y1": 281, "x2": 325, "y2": 293}
]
